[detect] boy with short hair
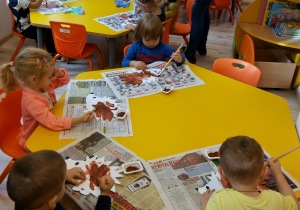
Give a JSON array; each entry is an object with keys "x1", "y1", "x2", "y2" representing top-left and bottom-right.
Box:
[
  {"x1": 7, "y1": 150, "x2": 114, "y2": 210},
  {"x1": 201, "y1": 136, "x2": 298, "y2": 210}
]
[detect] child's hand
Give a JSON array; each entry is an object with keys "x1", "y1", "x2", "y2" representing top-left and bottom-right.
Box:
[
  {"x1": 125, "y1": 24, "x2": 136, "y2": 31},
  {"x1": 82, "y1": 111, "x2": 95, "y2": 123},
  {"x1": 131, "y1": 61, "x2": 147, "y2": 71},
  {"x1": 200, "y1": 189, "x2": 215, "y2": 210},
  {"x1": 98, "y1": 173, "x2": 115, "y2": 196},
  {"x1": 66, "y1": 167, "x2": 86, "y2": 185},
  {"x1": 171, "y1": 50, "x2": 183, "y2": 63},
  {"x1": 53, "y1": 66, "x2": 65, "y2": 78},
  {"x1": 267, "y1": 157, "x2": 283, "y2": 177}
]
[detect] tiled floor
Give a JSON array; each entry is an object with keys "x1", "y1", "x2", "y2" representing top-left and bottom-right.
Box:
[{"x1": 0, "y1": 1, "x2": 299, "y2": 209}]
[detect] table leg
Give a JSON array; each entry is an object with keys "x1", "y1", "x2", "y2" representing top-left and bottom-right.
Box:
[
  {"x1": 109, "y1": 38, "x2": 116, "y2": 69},
  {"x1": 37, "y1": 27, "x2": 44, "y2": 49},
  {"x1": 230, "y1": 0, "x2": 236, "y2": 22}
]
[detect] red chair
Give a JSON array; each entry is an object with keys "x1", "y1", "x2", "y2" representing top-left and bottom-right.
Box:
[
  {"x1": 0, "y1": 87, "x2": 27, "y2": 185},
  {"x1": 210, "y1": 0, "x2": 234, "y2": 25},
  {"x1": 50, "y1": 21, "x2": 104, "y2": 71},
  {"x1": 169, "y1": 0, "x2": 194, "y2": 45},
  {"x1": 212, "y1": 58, "x2": 261, "y2": 87},
  {"x1": 162, "y1": 18, "x2": 173, "y2": 45},
  {"x1": 6, "y1": 2, "x2": 27, "y2": 61}
]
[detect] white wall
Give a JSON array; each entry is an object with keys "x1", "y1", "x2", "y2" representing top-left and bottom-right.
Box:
[{"x1": 0, "y1": 0, "x2": 12, "y2": 41}]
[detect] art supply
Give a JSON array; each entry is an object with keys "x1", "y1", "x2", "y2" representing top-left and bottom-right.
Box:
[
  {"x1": 161, "y1": 85, "x2": 174, "y2": 94},
  {"x1": 115, "y1": 108, "x2": 127, "y2": 120},
  {"x1": 84, "y1": 107, "x2": 97, "y2": 121},
  {"x1": 158, "y1": 43, "x2": 184, "y2": 76},
  {"x1": 122, "y1": 161, "x2": 143, "y2": 174},
  {"x1": 103, "y1": 121, "x2": 106, "y2": 134},
  {"x1": 264, "y1": 144, "x2": 300, "y2": 166}
]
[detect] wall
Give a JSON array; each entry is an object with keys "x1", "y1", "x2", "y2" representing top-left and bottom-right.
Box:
[{"x1": 0, "y1": 0, "x2": 12, "y2": 43}]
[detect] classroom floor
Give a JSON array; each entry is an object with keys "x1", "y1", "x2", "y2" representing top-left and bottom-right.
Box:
[{"x1": 0, "y1": 1, "x2": 299, "y2": 209}]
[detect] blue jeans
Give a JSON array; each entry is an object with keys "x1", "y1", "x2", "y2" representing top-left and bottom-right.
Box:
[{"x1": 185, "y1": 0, "x2": 213, "y2": 57}]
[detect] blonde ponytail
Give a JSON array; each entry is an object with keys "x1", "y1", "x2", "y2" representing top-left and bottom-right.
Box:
[{"x1": 0, "y1": 63, "x2": 20, "y2": 92}]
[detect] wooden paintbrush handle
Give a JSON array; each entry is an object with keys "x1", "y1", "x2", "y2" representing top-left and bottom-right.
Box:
[{"x1": 264, "y1": 144, "x2": 300, "y2": 166}]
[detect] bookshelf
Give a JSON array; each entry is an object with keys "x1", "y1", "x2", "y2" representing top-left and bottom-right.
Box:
[{"x1": 234, "y1": 0, "x2": 300, "y2": 88}]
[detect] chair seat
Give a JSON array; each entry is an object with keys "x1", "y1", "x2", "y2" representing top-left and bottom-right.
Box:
[
  {"x1": 170, "y1": 23, "x2": 191, "y2": 36},
  {"x1": 78, "y1": 43, "x2": 98, "y2": 58}
]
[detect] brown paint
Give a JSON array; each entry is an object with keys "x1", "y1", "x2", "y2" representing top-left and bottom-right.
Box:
[
  {"x1": 121, "y1": 70, "x2": 157, "y2": 86},
  {"x1": 93, "y1": 102, "x2": 114, "y2": 121},
  {"x1": 125, "y1": 166, "x2": 139, "y2": 172},
  {"x1": 117, "y1": 112, "x2": 126, "y2": 117},
  {"x1": 85, "y1": 161, "x2": 110, "y2": 190},
  {"x1": 208, "y1": 152, "x2": 219, "y2": 157},
  {"x1": 163, "y1": 88, "x2": 171, "y2": 92}
]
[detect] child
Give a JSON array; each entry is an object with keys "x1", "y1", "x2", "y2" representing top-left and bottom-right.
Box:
[
  {"x1": 201, "y1": 136, "x2": 298, "y2": 210},
  {"x1": 8, "y1": 0, "x2": 57, "y2": 55},
  {"x1": 7, "y1": 150, "x2": 114, "y2": 210},
  {"x1": 0, "y1": 48, "x2": 94, "y2": 150},
  {"x1": 125, "y1": 0, "x2": 166, "y2": 30},
  {"x1": 122, "y1": 13, "x2": 185, "y2": 70},
  {"x1": 160, "y1": 0, "x2": 180, "y2": 30}
]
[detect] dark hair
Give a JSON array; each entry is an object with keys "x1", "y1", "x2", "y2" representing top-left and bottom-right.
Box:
[
  {"x1": 219, "y1": 136, "x2": 264, "y2": 184},
  {"x1": 133, "y1": 13, "x2": 163, "y2": 42},
  {"x1": 7, "y1": 150, "x2": 66, "y2": 209}
]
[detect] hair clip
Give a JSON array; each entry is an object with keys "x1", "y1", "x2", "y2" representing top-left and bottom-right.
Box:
[
  {"x1": 9, "y1": 61, "x2": 14, "y2": 67},
  {"x1": 43, "y1": 58, "x2": 50, "y2": 67},
  {"x1": 37, "y1": 58, "x2": 42, "y2": 69}
]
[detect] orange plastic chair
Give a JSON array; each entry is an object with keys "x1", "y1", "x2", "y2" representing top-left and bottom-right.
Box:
[
  {"x1": 162, "y1": 18, "x2": 173, "y2": 45},
  {"x1": 50, "y1": 21, "x2": 104, "y2": 71},
  {"x1": 124, "y1": 44, "x2": 131, "y2": 56},
  {"x1": 169, "y1": 0, "x2": 194, "y2": 45},
  {"x1": 239, "y1": 33, "x2": 255, "y2": 65},
  {"x1": 0, "y1": 87, "x2": 27, "y2": 185},
  {"x1": 236, "y1": 0, "x2": 243, "y2": 13},
  {"x1": 209, "y1": 0, "x2": 234, "y2": 25},
  {"x1": 212, "y1": 58, "x2": 261, "y2": 87},
  {"x1": 6, "y1": 2, "x2": 27, "y2": 61}
]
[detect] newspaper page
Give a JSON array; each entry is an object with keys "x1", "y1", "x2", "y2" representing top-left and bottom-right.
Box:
[
  {"x1": 36, "y1": 1, "x2": 72, "y2": 15},
  {"x1": 59, "y1": 79, "x2": 133, "y2": 139},
  {"x1": 145, "y1": 146, "x2": 300, "y2": 210},
  {"x1": 57, "y1": 131, "x2": 166, "y2": 210},
  {"x1": 102, "y1": 62, "x2": 205, "y2": 99},
  {"x1": 94, "y1": 11, "x2": 144, "y2": 32}
]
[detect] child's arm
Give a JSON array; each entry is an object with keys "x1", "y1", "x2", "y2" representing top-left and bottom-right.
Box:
[
  {"x1": 130, "y1": 61, "x2": 147, "y2": 70},
  {"x1": 66, "y1": 167, "x2": 86, "y2": 185},
  {"x1": 95, "y1": 174, "x2": 115, "y2": 210},
  {"x1": 200, "y1": 189, "x2": 215, "y2": 210},
  {"x1": 28, "y1": 0, "x2": 43, "y2": 9},
  {"x1": 125, "y1": 24, "x2": 136, "y2": 31},
  {"x1": 122, "y1": 43, "x2": 147, "y2": 70},
  {"x1": 71, "y1": 111, "x2": 95, "y2": 126},
  {"x1": 49, "y1": 68, "x2": 70, "y2": 90},
  {"x1": 267, "y1": 158, "x2": 299, "y2": 208},
  {"x1": 163, "y1": 43, "x2": 185, "y2": 64},
  {"x1": 171, "y1": 50, "x2": 183, "y2": 63}
]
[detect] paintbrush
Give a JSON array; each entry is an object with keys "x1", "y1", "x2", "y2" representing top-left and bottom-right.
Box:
[
  {"x1": 158, "y1": 43, "x2": 184, "y2": 76},
  {"x1": 84, "y1": 107, "x2": 97, "y2": 122},
  {"x1": 264, "y1": 144, "x2": 300, "y2": 166}
]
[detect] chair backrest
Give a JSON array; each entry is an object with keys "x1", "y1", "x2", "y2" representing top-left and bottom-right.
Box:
[
  {"x1": 212, "y1": 58, "x2": 261, "y2": 87},
  {"x1": 50, "y1": 21, "x2": 87, "y2": 57},
  {"x1": 162, "y1": 18, "x2": 173, "y2": 45},
  {"x1": 6, "y1": 1, "x2": 24, "y2": 38},
  {"x1": 0, "y1": 88, "x2": 27, "y2": 158},
  {"x1": 213, "y1": 0, "x2": 232, "y2": 8},
  {"x1": 124, "y1": 44, "x2": 131, "y2": 56},
  {"x1": 239, "y1": 33, "x2": 255, "y2": 65},
  {"x1": 186, "y1": 0, "x2": 194, "y2": 26}
]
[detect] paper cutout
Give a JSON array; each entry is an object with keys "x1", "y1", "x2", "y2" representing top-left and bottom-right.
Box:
[
  {"x1": 65, "y1": 156, "x2": 123, "y2": 197},
  {"x1": 121, "y1": 69, "x2": 158, "y2": 86},
  {"x1": 196, "y1": 171, "x2": 223, "y2": 194}
]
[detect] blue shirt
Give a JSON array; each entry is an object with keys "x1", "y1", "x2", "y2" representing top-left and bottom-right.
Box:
[{"x1": 122, "y1": 41, "x2": 185, "y2": 67}]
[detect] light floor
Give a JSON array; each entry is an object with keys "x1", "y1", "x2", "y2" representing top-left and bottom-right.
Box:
[{"x1": 0, "y1": 1, "x2": 299, "y2": 209}]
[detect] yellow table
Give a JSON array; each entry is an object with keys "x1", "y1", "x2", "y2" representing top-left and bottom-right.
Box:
[
  {"x1": 30, "y1": 0, "x2": 133, "y2": 68},
  {"x1": 27, "y1": 63, "x2": 300, "y2": 197}
]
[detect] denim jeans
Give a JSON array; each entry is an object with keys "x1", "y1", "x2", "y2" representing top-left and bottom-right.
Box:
[{"x1": 185, "y1": 0, "x2": 213, "y2": 57}]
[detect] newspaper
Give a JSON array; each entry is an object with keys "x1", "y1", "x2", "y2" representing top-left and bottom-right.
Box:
[
  {"x1": 59, "y1": 79, "x2": 133, "y2": 139},
  {"x1": 36, "y1": 1, "x2": 72, "y2": 15},
  {"x1": 58, "y1": 131, "x2": 166, "y2": 210},
  {"x1": 102, "y1": 62, "x2": 205, "y2": 99},
  {"x1": 94, "y1": 11, "x2": 144, "y2": 32}
]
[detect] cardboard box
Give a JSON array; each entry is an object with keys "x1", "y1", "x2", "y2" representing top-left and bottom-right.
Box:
[{"x1": 255, "y1": 49, "x2": 296, "y2": 89}]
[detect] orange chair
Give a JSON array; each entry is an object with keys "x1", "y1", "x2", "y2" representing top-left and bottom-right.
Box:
[
  {"x1": 6, "y1": 2, "x2": 27, "y2": 61},
  {"x1": 209, "y1": 0, "x2": 234, "y2": 25},
  {"x1": 239, "y1": 33, "x2": 255, "y2": 65},
  {"x1": 212, "y1": 58, "x2": 261, "y2": 87},
  {"x1": 0, "y1": 87, "x2": 27, "y2": 185},
  {"x1": 124, "y1": 44, "x2": 131, "y2": 56},
  {"x1": 50, "y1": 21, "x2": 104, "y2": 71},
  {"x1": 236, "y1": 0, "x2": 243, "y2": 13},
  {"x1": 169, "y1": 0, "x2": 194, "y2": 45},
  {"x1": 162, "y1": 18, "x2": 173, "y2": 45}
]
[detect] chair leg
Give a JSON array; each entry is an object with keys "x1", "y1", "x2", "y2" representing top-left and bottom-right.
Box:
[
  {"x1": 0, "y1": 159, "x2": 15, "y2": 185},
  {"x1": 95, "y1": 48, "x2": 104, "y2": 69},
  {"x1": 66, "y1": 57, "x2": 70, "y2": 64},
  {"x1": 237, "y1": 3, "x2": 243, "y2": 13},
  {"x1": 227, "y1": 9, "x2": 234, "y2": 25},
  {"x1": 86, "y1": 58, "x2": 93, "y2": 71},
  {"x1": 183, "y1": 36, "x2": 189, "y2": 45},
  {"x1": 53, "y1": 54, "x2": 61, "y2": 62},
  {"x1": 11, "y1": 38, "x2": 25, "y2": 61},
  {"x1": 217, "y1": 9, "x2": 223, "y2": 18}
]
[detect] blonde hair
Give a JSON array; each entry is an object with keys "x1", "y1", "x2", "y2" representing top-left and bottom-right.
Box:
[
  {"x1": 0, "y1": 48, "x2": 54, "y2": 92},
  {"x1": 133, "y1": 13, "x2": 163, "y2": 42},
  {"x1": 135, "y1": 0, "x2": 162, "y2": 6},
  {"x1": 219, "y1": 136, "x2": 264, "y2": 185}
]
